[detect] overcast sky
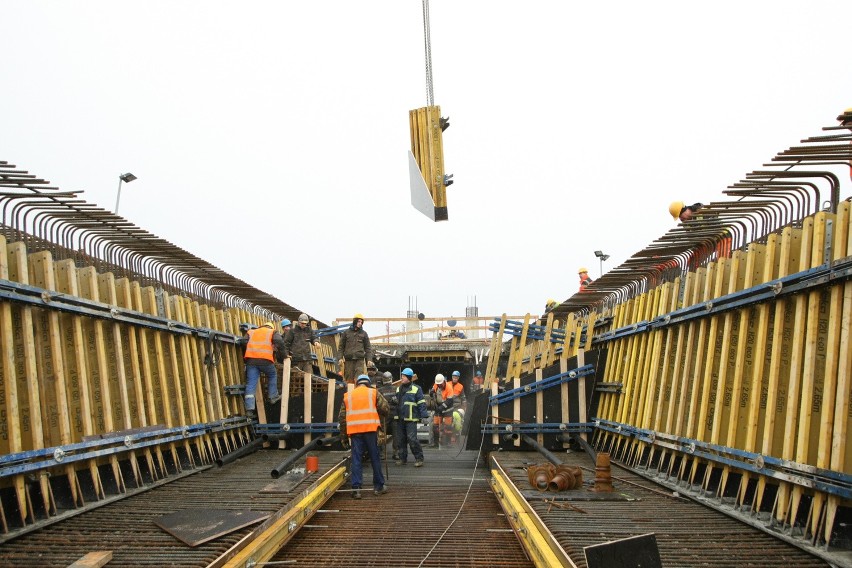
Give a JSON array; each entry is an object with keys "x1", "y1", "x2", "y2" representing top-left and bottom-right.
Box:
[{"x1": 3, "y1": 1, "x2": 851, "y2": 334}]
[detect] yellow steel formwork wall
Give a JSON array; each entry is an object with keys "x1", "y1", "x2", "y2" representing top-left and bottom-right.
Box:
[
  {"x1": 592, "y1": 205, "x2": 851, "y2": 545},
  {"x1": 409, "y1": 105, "x2": 447, "y2": 218},
  {"x1": 484, "y1": 204, "x2": 851, "y2": 547},
  {"x1": 0, "y1": 236, "x2": 254, "y2": 532}
]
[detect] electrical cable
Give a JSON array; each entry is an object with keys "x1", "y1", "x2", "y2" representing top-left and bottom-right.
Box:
[{"x1": 416, "y1": 406, "x2": 493, "y2": 568}]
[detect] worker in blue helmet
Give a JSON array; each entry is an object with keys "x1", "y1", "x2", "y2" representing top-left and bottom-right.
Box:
[
  {"x1": 395, "y1": 368, "x2": 427, "y2": 467},
  {"x1": 339, "y1": 374, "x2": 389, "y2": 498}
]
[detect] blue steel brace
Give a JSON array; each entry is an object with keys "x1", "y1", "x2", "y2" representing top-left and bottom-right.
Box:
[
  {"x1": 488, "y1": 364, "x2": 596, "y2": 406},
  {"x1": 481, "y1": 422, "x2": 594, "y2": 435},
  {"x1": 593, "y1": 418, "x2": 852, "y2": 500},
  {"x1": 253, "y1": 423, "x2": 341, "y2": 437}
]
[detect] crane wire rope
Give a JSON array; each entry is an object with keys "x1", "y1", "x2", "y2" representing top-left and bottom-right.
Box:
[{"x1": 422, "y1": 0, "x2": 434, "y2": 107}]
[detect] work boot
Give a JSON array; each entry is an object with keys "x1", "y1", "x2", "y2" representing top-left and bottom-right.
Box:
[
  {"x1": 374, "y1": 486, "x2": 388, "y2": 496},
  {"x1": 395, "y1": 460, "x2": 405, "y2": 466},
  {"x1": 352, "y1": 489, "x2": 362, "y2": 499},
  {"x1": 269, "y1": 394, "x2": 281, "y2": 405},
  {"x1": 414, "y1": 460, "x2": 424, "y2": 468}
]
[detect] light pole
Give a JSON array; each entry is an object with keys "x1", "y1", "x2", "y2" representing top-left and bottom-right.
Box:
[
  {"x1": 115, "y1": 172, "x2": 137, "y2": 214},
  {"x1": 594, "y1": 250, "x2": 610, "y2": 278}
]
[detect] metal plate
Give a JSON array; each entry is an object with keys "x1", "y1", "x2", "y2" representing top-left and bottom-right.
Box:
[
  {"x1": 153, "y1": 509, "x2": 269, "y2": 547},
  {"x1": 584, "y1": 533, "x2": 662, "y2": 568}
]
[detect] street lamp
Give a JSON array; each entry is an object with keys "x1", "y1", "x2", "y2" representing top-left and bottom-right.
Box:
[
  {"x1": 115, "y1": 172, "x2": 137, "y2": 214},
  {"x1": 594, "y1": 250, "x2": 610, "y2": 278}
]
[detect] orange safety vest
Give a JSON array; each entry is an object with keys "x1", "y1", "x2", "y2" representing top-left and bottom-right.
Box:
[
  {"x1": 451, "y1": 382, "x2": 464, "y2": 398},
  {"x1": 245, "y1": 327, "x2": 275, "y2": 362},
  {"x1": 344, "y1": 386, "x2": 381, "y2": 435},
  {"x1": 432, "y1": 383, "x2": 454, "y2": 402}
]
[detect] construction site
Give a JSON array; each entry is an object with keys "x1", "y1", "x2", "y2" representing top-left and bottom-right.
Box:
[{"x1": 0, "y1": 102, "x2": 851, "y2": 566}]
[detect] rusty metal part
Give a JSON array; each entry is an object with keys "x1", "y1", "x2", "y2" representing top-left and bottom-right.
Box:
[
  {"x1": 0, "y1": 450, "x2": 347, "y2": 567},
  {"x1": 549, "y1": 465, "x2": 583, "y2": 491},
  {"x1": 495, "y1": 452, "x2": 831, "y2": 567},
  {"x1": 0, "y1": 161, "x2": 318, "y2": 324},
  {"x1": 591, "y1": 452, "x2": 613, "y2": 493},
  {"x1": 527, "y1": 463, "x2": 555, "y2": 491}
]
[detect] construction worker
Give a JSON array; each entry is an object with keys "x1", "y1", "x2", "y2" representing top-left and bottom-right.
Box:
[
  {"x1": 431, "y1": 374, "x2": 455, "y2": 447},
  {"x1": 450, "y1": 370, "x2": 466, "y2": 412},
  {"x1": 284, "y1": 313, "x2": 319, "y2": 377},
  {"x1": 243, "y1": 322, "x2": 285, "y2": 418},
  {"x1": 377, "y1": 371, "x2": 399, "y2": 460},
  {"x1": 668, "y1": 201, "x2": 703, "y2": 223},
  {"x1": 472, "y1": 370, "x2": 484, "y2": 392},
  {"x1": 395, "y1": 367, "x2": 427, "y2": 467},
  {"x1": 338, "y1": 313, "x2": 372, "y2": 384},
  {"x1": 544, "y1": 298, "x2": 560, "y2": 313},
  {"x1": 338, "y1": 374, "x2": 389, "y2": 498},
  {"x1": 578, "y1": 268, "x2": 593, "y2": 292},
  {"x1": 451, "y1": 407, "x2": 465, "y2": 442}
]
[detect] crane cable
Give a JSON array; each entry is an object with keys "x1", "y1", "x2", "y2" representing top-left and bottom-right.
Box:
[{"x1": 422, "y1": 0, "x2": 434, "y2": 107}]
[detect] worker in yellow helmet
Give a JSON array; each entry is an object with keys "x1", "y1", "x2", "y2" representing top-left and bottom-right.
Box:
[
  {"x1": 338, "y1": 313, "x2": 372, "y2": 384},
  {"x1": 578, "y1": 268, "x2": 593, "y2": 292},
  {"x1": 669, "y1": 201, "x2": 703, "y2": 223}
]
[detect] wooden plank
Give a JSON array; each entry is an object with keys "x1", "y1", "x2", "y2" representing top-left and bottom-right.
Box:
[
  {"x1": 66, "y1": 550, "x2": 112, "y2": 568},
  {"x1": 8, "y1": 241, "x2": 52, "y2": 517},
  {"x1": 55, "y1": 259, "x2": 105, "y2": 497},
  {"x1": 756, "y1": 227, "x2": 800, "y2": 514},
  {"x1": 97, "y1": 272, "x2": 142, "y2": 487},
  {"x1": 825, "y1": 202, "x2": 852, "y2": 544},
  {"x1": 29, "y1": 251, "x2": 78, "y2": 505},
  {"x1": 0, "y1": 236, "x2": 27, "y2": 523},
  {"x1": 76, "y1": 266, "x2": 125, "y2": 493}
]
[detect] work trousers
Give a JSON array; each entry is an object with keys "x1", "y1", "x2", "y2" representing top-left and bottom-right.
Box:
[
  {"x1": 245, "y1": 361, "x2": 279, "y2": 411},
  {"x1": 350, "y1": 431, "x2": 385, "y2": 490},
  {"x1": 397, "y1": 420, "x2": 424, "y2": 463}
]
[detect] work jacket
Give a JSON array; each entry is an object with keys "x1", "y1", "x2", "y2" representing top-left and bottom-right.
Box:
[
  {"x1": 339, "y1": 386, "x2": 389, "y2": 435},
  {"x1": 339, "y1": 325, "x2": 372, "y2": 361},
  {"x1": 284, "y1": 325, "x2": 317, "y2": 362},
  {"x1": 245, "y1": 327, "x2": 275, "y2": 362},
  {"x1": 397, "y1": 384, "x2": 428, "y2": 422},
  {"x1": 342, "y1": 386, "x2": 381, "y2": 435}
]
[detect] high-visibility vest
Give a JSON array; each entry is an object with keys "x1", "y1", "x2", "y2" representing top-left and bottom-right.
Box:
[
  {"x1": 344, "y1": 386, "x2": 380, "y2": 435},
  {"x1": 245, "y1": 327, "x2": 274, "y2": 362},
  {"x1": 451, "y1": 382, "x2": 464, "y2": 398}
]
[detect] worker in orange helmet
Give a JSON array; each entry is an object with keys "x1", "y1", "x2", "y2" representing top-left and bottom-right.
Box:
[{"x1": 578, "y1": 268, "x2": 593, "y2": 292}]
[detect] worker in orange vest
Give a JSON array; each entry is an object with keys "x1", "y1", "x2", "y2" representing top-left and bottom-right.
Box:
[
  {"x1": 243, "y1": 322, "x2": 286, "y2": 419},
  {"x1": 339, "y1": 374, "x2": 389, "y2": 499},
  {"x1": 430, "y1": 374, "x2": 455, "y2": 447},
  {"x1": 578, "y1": 268, "x2": 593, "y2": 292}
]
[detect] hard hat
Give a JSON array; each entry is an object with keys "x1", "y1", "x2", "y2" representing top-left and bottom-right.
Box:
[
  {"x1": 382, "y1": 371, "x2": 393, "y2": 383},
  {"x1": 837, "y1": 107, "x2": 852, "y2": 125},
  {"x1": 353, "y1": 313, "x2": 364, "y2": 320},
  {"x1": 367, "y1": 361, "x2": 377, "y2": 370},
  {"x1": 456, "y1": 408, "x2": 465, "y2": 417},
  {"x1": 401, "y1": 367, "x2": 414, "y2": 378},
  {"x1": 669, "y1": 201, "x2": 685, "y2": 220},
  {"x1": 281, "y1": 319, "x2": 291, "y2": 328},
  {"x1": 476, "y1": 370, "x2": 482, "y2": 377},
  {"x1": 356, "y1": 374, "x2": 372, "y2": 386},
  {"x1": 263, "y1": 322, "x2": 275, "y2": 329},
  {"x1": 451, "y1": 370, "x2": 460, "y2": 377},
  {"x1": 238, "y1": 322, "x2": 250, "y2": 332},
  {"x1": 546, "y1": 298, "x2": 556, "y2": 306},
  {"x1": 298, "y1": 313, "x2": 309, "y2": 323},
  {"x1": 578, "y1": 267, "x2": 589, "y2": 275},
  {"x1": 435, "y1": 374, "x2": 446, "y2": 384}
]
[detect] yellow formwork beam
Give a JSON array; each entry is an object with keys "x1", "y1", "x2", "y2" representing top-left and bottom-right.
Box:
[
  {"x1": 490, "y1": 458, "x2": 576, "y2": 568},
  {"x1": 221, "y1": 465, "x2": 346, "y2": 568},
  {"x1": 409, "y1": 105, "x2": 448, "y2": 221}
]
